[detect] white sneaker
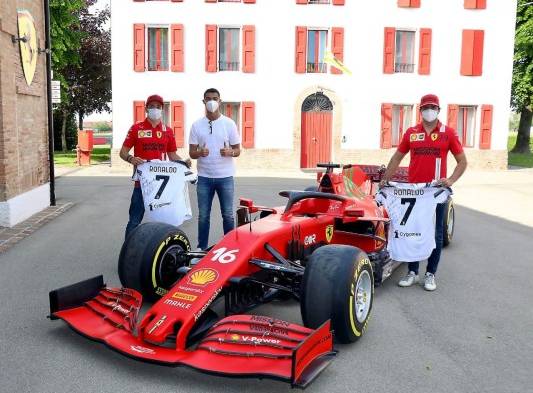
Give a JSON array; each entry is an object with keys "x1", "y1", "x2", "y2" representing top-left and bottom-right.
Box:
[
  {"x1": 398, "y1": 271, "x2": 419, "y2": 287},
  {"x1": 424, "y1": 272, "x2": 437, "y2": 291}
]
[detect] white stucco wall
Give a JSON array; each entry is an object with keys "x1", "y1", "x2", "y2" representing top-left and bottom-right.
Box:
[{"x1": 111, "y1": 0, "x2": 516, "y2": 154}]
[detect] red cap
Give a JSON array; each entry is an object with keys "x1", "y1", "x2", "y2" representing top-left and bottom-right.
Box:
[
  {"x1": 146, "y1": 94, "x2": 164, "y2": 106},
  {"x1": 420, "y1": 94, "x2": 440, "y2": 108}
]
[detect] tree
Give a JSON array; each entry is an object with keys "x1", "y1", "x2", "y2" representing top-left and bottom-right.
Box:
[
  {"x1": 510, "y1": 0, "x2": 533, "y2": 154},
  {"x1": 66, "y1": 3, "x2": 111, "y2": 131},
  {"x1": 50, "y1": 0, "x2": 111, "y2": 151}
]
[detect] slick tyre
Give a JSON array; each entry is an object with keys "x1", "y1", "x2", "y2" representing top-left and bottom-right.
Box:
[
  {"x1": 443, "y1": 198, "x2": 454, "y2": 248},
  {"x1": 118, "y1": 222, "x2": 191, "y2": 301},
  {"x1": 301, "y1": 245, "x2": 374, "y2": 344}
]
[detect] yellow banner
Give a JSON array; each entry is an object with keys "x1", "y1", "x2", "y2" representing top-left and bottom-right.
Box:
[{"x1": 324, "y1": 50, "x2": 352, "y2": 75}]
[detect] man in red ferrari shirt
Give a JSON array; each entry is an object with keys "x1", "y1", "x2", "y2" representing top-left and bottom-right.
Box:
[
  {"x1": 120, "y1": 94, "x2": 190, "y2": 238},
  {"x1": 380, "y1": 94, "x2": 467, "y2": 291}
]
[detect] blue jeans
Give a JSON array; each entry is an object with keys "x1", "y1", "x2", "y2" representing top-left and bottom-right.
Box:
[
  {"x1": 408, "y1": 202, "x2": 445, "y2": 275},
  {"x1": 125, "y1": 187, "x2": 144, "y2": 239},
  {"x1": 197, "y1": 176, "x2": 235, "y2": 250}
]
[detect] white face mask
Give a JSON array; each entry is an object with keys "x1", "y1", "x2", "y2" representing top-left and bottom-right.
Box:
[
  {"x1": 206, "y1": 100, "x2": 219, "y2": 113},
  {"x1": 421, "y1": 108, "x2": 439, "y2": 123},
  {"x1": 147, "y1": 108, "x2": 162, "y2": 121}
]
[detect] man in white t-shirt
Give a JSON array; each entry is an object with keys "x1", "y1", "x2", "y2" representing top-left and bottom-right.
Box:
[{"x1": 189, "y1": 88, "x2": 241, "y2": 250}]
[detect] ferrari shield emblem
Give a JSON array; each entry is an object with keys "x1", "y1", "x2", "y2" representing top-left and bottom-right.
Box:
[
  {"x1": 156, "y1": 131, "x2": 162, "y2": 138},
  {"x1": 17, "y1": 10, "x2": 38, "y2": 86},
  {"x1": 431, "y1": 133, "x2": 438, "y2": 141},
  {"x1": 325, "y1": 225, "x2": 334, "y2": 243}
]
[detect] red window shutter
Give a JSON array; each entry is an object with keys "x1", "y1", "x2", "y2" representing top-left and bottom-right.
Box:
[
  {"x1": 418, "y1": 28, "x2": 432, "y2": 75},
  {"x1": 205, "y1": 0, "x2": 217, "y2": 3},
  {"x1": 461, "y1": 30, "x2": 484, "y2": 76},
  {"x1": 171, "y1": 0, "x2": 183, "y2": 2},
  {"x1": 171, "y1": 101, "x2": 185, "y2": 147},
  {"x1": 479, "y1": 104, "x2": 493, "y2": 149},
  {"x1": 330, "y1": 27, "x2": 344, "y2": 75},
  {"x1": 242, "y1": 25, "x2": 255, "y2": 73},
  {"x1": 296, "y1": 0, "x2": 307, "y2": 4},
  {"x1": 461, "y1": 30, "x2": 474, "y2": 75},
  {"x1": 416, "y1": 104, "x2": 421, "y2": 124},
  {"x1": 133, "y1": 24, "x2": 145, "y2": 72},
  {"x1": 465, "y1": 0, "x2": 485, "y2": 9},
  {"x1": 398, "y1": 0, "x2": 410, "y2": 6},
  {"x1": 133, "y1": 101, "x2": 145, "y2": 123},
  {"x1": 383, "y1": 27, "x2": 395, "y2": 74},
  {"x1": 410, "y1": 0, "x2": 421, "y2": 7},
  {"x1": 170, "y1": 24, "x2": 184, "y2": 72},
  {"x1": 447, "y1": 105, "x2": 459, "y2": 130},
  {"x1": 381, "y1": 104, "x2": 393, "y2": 149},
  {"x1": 133, "y1": 0, "x2": 145, "y2": 2},
  {"x1": 295, "y1": 26, "x2": 307, "y2": 73},
  {"x1": 472, "y1": 30, "x2": 484, "y2": 76},
  {"x1": 332, "y1": 0, "x2": 345, "y2": 5},
  {"x1": 205, "y1": 25, "x2": 217, "y2": 72},
  {"x1": 241, "y1": 102, "x2": 255, "y2": 148},
  {"x1": 243, "y1": 0, "x2": 256, "y2": 3}
]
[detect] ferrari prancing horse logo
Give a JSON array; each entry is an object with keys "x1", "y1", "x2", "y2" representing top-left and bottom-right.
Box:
[
  {"x1": 431, "y1": 133, "x2": 438, "y2": 141},
  {"x1": 17, "y1": 10, "x2": 38, "y2": 86},
  {"x1": 325, "y1": 225, "x2": 334, "y2": 243}
]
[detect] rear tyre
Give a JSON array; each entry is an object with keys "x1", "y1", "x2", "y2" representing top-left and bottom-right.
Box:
[
  {"x1": 118, "y1": 222, "x2": 191, "y2": 301},
  {"x1": 442, "y1": 198, "x2": 454, "y2": 247},
  {"x1": 301, "y1": 245, "x2": 374, "y2": 343}
]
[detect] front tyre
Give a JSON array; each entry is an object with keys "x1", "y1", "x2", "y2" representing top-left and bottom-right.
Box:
[
  {"x1": 301, "y1": 245, "x2": 374, "y2": 343},
  {"x1": 442, "y1": 198, "x2": 454, "y2": 247},
  {"x1": 118, "y1": 222, "x2": 191, "y2": 301}
]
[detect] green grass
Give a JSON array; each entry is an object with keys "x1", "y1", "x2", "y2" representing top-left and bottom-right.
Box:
[
  {"x1": 508, "y1": 133, "x2": 533, "y2": 168},
  {"x1": 54, "y1": 146, "x2": 111, "y2": 166}
]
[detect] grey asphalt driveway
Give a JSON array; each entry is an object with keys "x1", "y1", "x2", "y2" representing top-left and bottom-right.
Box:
[{"x1": 0, "y1": 175, "x2": 532, "y2": 393}]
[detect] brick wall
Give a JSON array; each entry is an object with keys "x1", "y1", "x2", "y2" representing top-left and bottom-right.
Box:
[{"x1": 0, "y1": 1, "x2": 49, "y2": 202}]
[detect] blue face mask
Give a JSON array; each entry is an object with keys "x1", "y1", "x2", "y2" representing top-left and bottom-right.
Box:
[
  {"x1": 422, "y1": 109, "x2": 438, "y2": 122},
  {"x1": 147, "y1": 108, "x2": 162, "y2": 121}
]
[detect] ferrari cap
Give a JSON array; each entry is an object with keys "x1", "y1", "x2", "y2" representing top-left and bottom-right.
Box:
[
  {"x1": 146, "y1": 94, "x2": 164, "y2": 106},
  {"x1": 420, "y1": 94, "x2": 440, "y2": 108}
]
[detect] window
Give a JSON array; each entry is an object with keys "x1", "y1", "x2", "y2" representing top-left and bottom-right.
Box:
[
  {"x1": 456, "y1": 106, "x2": 476, "y2": 147},
  {"x1": 220, "y1": 102, "x2": 240, "y2": 128},
  {"x1": 162, "y1": 102, "x2": 171, "y2": 126},
  {"x1": 391, "y1": 105, "x2": 413, "y2": 146},
  {"x1": 307, "y1": 30, "x2": 328, "y2": 73},
  {"x1": 147, "y1": 27, "x2": 169, "y2": 71},
  {"x1": 218, "y1": 0, "x2": 241, "y2": 2},
  {"x1": 308, "y1": 0, "x2": 331, "y2": 3},
  {"x1": 461, "y1": 30, "x2": 484, "y2": 76},
  {"x1": 219, "y1": 28, "x2": 240, "y2": 71},
  {"x1": 394, "y1": 30, "x2": 415, "y2": 73}
]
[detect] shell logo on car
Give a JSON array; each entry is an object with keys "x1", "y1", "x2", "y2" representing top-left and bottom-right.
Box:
[{"x1": 188, "y1": 268, "x2": 219, "y2": 286}]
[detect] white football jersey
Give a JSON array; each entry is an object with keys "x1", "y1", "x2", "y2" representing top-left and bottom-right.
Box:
[
  {"x1": 376, "y1": 183, "x2": 450, "y2": 262},
  {"x1": 136, "y1": 160, "x2": 197, "y2": 227}
]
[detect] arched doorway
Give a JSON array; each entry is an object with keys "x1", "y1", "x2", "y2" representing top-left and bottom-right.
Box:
[{"x1": 300, "y1": 92, "x2": 333, "y2": 168}]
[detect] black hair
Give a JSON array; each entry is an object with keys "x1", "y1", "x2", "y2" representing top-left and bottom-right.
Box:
[{"x1": 203, "y1": 88, "x2": 220, "y2": 99}]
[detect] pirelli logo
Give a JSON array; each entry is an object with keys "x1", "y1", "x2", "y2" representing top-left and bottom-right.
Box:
[{"x1": 171, "y1": 292, "x2": 197, "y2": 302}]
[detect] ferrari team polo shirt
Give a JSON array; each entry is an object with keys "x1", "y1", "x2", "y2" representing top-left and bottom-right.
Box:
[
  {"x1": 397, "y1": 121, "x2": 463, "y2": 183},
  {"x1": 122, "y1": 119, "x2": 177, "y2": 160}
]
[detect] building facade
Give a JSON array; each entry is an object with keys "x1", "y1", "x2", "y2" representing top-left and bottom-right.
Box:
[
  {"x1": 0, "y1": 1, "x2": 51, "y2": 227},
  {"x1": 111, "y1": 0, "x2": 516, "y2": 171}
]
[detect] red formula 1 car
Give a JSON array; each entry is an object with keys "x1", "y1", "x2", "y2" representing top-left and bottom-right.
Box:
[{"x1": 49, "y1": 163, "x2": 453, "y2": 387}]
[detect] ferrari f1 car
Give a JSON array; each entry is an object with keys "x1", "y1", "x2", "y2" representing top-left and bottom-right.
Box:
[{"x1": 49, "y1": 163, "x2": 454, "y2": 387}]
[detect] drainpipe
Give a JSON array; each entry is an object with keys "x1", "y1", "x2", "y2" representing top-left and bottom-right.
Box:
[{"x1": 44, "y1": 0, "x2": 55, "y2": 206}]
